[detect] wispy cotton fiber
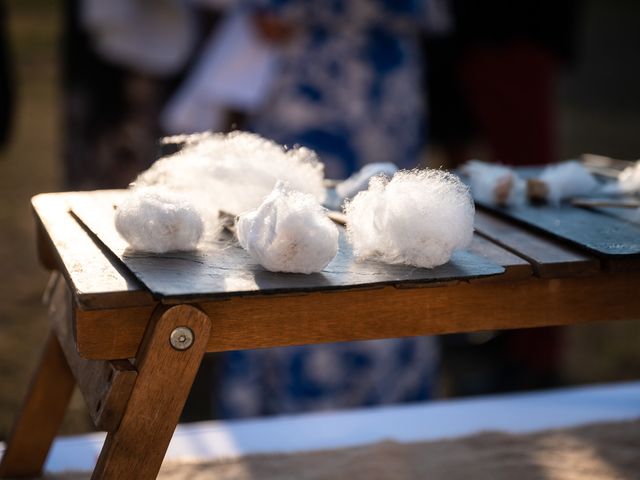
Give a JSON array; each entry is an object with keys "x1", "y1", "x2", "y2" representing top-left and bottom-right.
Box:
[
  {"x1": 115, "y1": 187, "x2": 204, "y2": 253},
  {"x1": 617, "y1": 161, "x2": 640, "y2": 194},
  {"x1": 335, "y1": 162, "x2": 399, "y2": 201},
  {"x1": 603, "y1": 160, "x2": 640, "y2": 195},
  {"x1": 462, "y1": 160, "x2": 525, "y2": 207},
  {"x1": 344, "y1": 169, "x2": 475, "y2": 268},
  {"x1": 134, "y1": 131, "x2": 326, "y2": 216},
  {"x1": 532, "y1": 160, "x2": 599, "y2": 205},
  {"x1": 236, "y1": 182, "x2": 339, "y2": 274}
]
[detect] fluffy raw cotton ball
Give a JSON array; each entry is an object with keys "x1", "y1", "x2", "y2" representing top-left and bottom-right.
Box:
[
  {"x1": 236, "y1": 182, "x2": 339, "y2": 274},
  {"x1": 462, "y1": 160, "x2": 525, "y2": 207},
  {"x1": 115, "y1": 187, "x2": 204, "y2": 253},
  {"x1": 528, "y1": 160, "x2": 599, "y2": 205},
  {"x1": 134, "y1": 131, "x2": 326, "y2": 216},
  {"x1": 344, "y1": 169, "x2": 475, "y2": 268}
]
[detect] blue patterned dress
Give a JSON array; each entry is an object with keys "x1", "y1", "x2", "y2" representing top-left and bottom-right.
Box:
[
  {"x1": 249, "y1": 0, "x2": 428, "y2": 178},
  {"x1": 217, "y1": 0, "x2": 439, "y2": 418}
]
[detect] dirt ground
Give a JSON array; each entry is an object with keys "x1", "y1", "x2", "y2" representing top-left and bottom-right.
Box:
[{"x1": 1, "y1": 0, "x2": 640, "y2": 442}]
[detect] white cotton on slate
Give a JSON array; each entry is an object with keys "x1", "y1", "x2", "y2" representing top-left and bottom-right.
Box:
[
  {"x1": 602, "y1": 160, "x2": 640, "y2": 195},
  {"x1": 617, "y1": 161, "x2": 640, "y2": 194},
  {"x1": 115, "y1": 187, "x2": 204, "y2": 253},
  {"x1": 462, "y1": 160, "x2": 525, "y2": 207},
  {"x1": 536, "y1": 160, "x2": 600, "y2": 205},
  {"x1": 134, "y1": 131, "x2": 326, "y2": 216},
  {"x1": 344, "y1": 169, "x2": 475, "y2": 269},
  {"x1": 236, "y1": 182, "x2": 339, "y2": 274}
]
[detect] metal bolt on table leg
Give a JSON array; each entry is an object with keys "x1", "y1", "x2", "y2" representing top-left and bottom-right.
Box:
[{"x1": 170, "y1": 327, "x2": 194, "y2": 351}]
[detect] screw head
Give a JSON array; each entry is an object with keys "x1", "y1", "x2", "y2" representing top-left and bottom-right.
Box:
[{"x1": 170, "y1": 327, "x2": 194, "y2": 351}]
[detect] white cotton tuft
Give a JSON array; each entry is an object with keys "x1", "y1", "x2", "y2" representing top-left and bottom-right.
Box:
[
  {"x1": 115, "y1": 187, "x2": 204, "y2": 253},
  {"x1": 236, "y1": 182, "x2": 339, "y2": 274},
  {"x1": 134, "y1": 131, "x2": 326, "y2": 216},
  {"x1": 535, "y1": 161, "x2": 599, "y2": 205},
  {"x1": 617, "y1": 161, "x2": 640, "y2": 193},
  {"x1": 335, "y1": 162, "x2": 399, "y2": 200},
  {"x1": 602, "y1": 160, "x2": 640, "y2": 195},
  {"x1": 461, "y1": 160, "x2": 526, "y2": 207},
  {"x1": 344, "y1": 169, "x2": 475, "y2": 268}
]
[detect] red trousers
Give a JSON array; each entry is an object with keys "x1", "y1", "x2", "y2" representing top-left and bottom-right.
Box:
[{"x1": 461, "y1": 41, "x2": 558, "y2": 166}]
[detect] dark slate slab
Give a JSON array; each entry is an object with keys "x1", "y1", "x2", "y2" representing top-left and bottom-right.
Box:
[
  {"x1": 466, "y1": 166, "x2": 640, "y2": 257},
  {"x1": 69, "y1": 191, "x2": 504, "y2": 301}
]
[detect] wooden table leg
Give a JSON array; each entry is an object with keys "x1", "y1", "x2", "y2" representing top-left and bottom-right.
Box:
[
  {"x1": 91, "y1": 305, "x2": 211, "y2": 480},
  {"x1": 0, "y1": 331, "x2": 76, "y2": 478}
]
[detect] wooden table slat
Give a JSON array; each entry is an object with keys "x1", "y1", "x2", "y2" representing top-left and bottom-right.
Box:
[
  {"x1": 467, "y1": 235, "x2": 533, "y2": 281},
  {"x1": 474, "y1": 210, "x2": 601, "y2": 278}
]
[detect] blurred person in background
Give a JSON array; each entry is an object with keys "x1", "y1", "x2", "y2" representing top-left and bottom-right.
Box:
[
  {"x1": 62, "y1": 0, "x2": 448, "y2": 419},
  {"x1": 214, "y1": 0, "x2": 450, "y2": 418},
  {"x1": 425, "y1": 0, "x2": 580, "y2": 168},
  {"x1": 62, "y1": 0, "x2": 215, "y2": 189},
  {"x1": 424, "y1": 0, "x2": 581, "y2": 396}
]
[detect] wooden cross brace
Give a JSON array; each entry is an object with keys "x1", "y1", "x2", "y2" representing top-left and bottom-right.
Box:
[{"x1": 0, "y1": 277, "x2": 211, "y2": 480}]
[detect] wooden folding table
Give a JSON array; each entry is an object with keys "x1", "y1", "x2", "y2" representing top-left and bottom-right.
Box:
[{"x1": 1, "y1": 189, "x2": 639, "y2": 479}]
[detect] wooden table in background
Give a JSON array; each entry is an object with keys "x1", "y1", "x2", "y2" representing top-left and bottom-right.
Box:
[{"x1": 0, "y1": 190, "x2": 639, "y2": 480}]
